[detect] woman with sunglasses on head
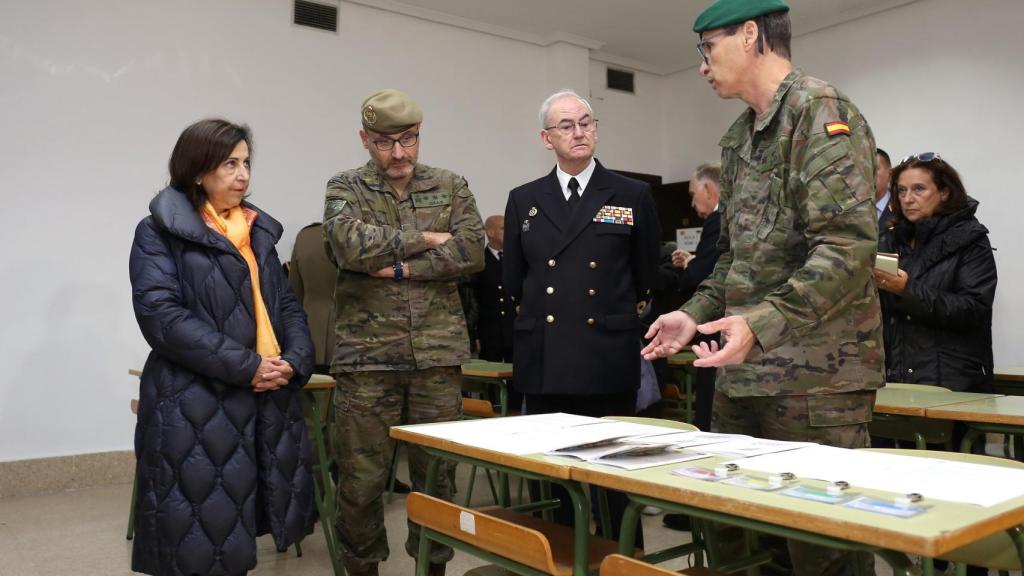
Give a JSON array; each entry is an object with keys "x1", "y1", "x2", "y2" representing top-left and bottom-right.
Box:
[{"x1": 873, "y1": 153, "x2": 997, "y2": 395}]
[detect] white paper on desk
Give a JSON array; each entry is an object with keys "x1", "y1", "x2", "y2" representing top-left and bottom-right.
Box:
[
  {"x1": 699, "y1": 438, "x2": 814, "y2": 457},
  {"x1": 659, "y1": 431, "x2": 751, "y2": 448},
  {"x1": 592, "y1": 448, "x2": 713, "y2": 470},
  {"x1": 726, "y1": 445, "x2": 1024, "y2": 507}
]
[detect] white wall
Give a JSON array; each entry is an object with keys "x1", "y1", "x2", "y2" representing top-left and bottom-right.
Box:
[
  {"x1": 662, "y1": 0, "x2": 1024, "y2": 367},
  {"x1": 0, "y1": 0, "x2": 649, "y2": 461},
  {"x1": 2, "y1": 0, "x2": 1021, "y2": 461}
]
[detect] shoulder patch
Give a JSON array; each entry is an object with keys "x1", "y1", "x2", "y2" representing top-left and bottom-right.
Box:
[
  {"x1": 324, "y1": 198, "x2": 347, "y2": 220},
  {"x1": 824, "y1": 121, "x2": 850, "y2": 137}
]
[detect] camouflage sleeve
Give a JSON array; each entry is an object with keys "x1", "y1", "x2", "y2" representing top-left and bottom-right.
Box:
[
  {"x1": 405, "y1": 176, "x2": 485, "y2": 280},
  {"x1": 743, "y1": 96, "x2": 878, "y2": 352},
  {"x1": 680, "y1": 156, "x2": 733, "y2": 324},
  {"x1": 322, "y1": 176, "x2": 430, "y2": 273}
]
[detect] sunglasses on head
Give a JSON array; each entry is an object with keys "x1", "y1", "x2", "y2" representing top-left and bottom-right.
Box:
[{"x1": 898, "y1": 152, "x2": 942, "y2": 166}]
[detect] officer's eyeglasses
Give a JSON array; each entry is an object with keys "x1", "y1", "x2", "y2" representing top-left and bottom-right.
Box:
[
  {"x1": 696, "y1": 30, "x2": 730, "y2": 65},
  {"x1": 372, "y1": 132, "x2": 419, "y2": 151},
  {"x1": 897, "y1": 152, "x2": 942, "y2": 166},
  {"x1": 544, "y1": 117, "x2": 598, "y2": 136}
]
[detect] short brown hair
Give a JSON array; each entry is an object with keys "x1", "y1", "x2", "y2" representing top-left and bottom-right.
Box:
[
  {"x1": 889, "y1": 155, "x2": 969, "y2": 225},
  {"x1": 168, "y1": 119, "x2": 253, "y2": 209}
]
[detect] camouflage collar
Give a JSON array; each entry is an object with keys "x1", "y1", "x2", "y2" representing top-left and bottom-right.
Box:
[
  {"x1": 355, "y1": 160, "x2": 439, "y2": 195},
  {"x1": 719, "y1": 68, "x2": 804, "y2": 149}
]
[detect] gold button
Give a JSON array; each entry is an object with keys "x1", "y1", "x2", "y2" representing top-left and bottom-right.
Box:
[
  {"x1": 586, "y1": 318, "x2": 595, "y2": 325},
  {"x1": 546, "y1": 315, "x2": 555, "y2": 323},
  {"x1": 587, "y1": 289, "x2": 596, "y2": 296},
  {"x1": 500, "y1": 311, "x2": 505, "y2": 316},
  {"x1": 589, "y1": 261, "x2": 597, "y2": 269},
  {"x1": 546, "y1": 287, "x2": 554, "y2": 295},
  {"x1": 499, "y1": 298, "x2": 504, "y2": 302},
  {"x1": 548, "y1": 259, "x2": 556, "y2": 268},
  {"x1": 498, "y1": 284, "x2": 503, "y2": 290}
]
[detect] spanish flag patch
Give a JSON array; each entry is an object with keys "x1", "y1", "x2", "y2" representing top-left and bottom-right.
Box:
[{"x1": 825, "y1": 121, "x2": 851, "y2": 137}]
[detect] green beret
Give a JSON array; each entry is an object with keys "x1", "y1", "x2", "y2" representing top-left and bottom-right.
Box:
[
  {"x1": 360, "y1": 88, "x2": 422, "y2": 134},
  {"x1": 693, "y1": 0, "x2": 790, "y2": 33}
]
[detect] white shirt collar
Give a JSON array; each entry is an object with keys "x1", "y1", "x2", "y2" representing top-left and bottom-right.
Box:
[
  {"x1": 555, "y1": 158, "x2": 597, "y2": 201},
  {"x1": 875, "y1": 190, "x2": 891, "y2": 215},
  {"x1": 487, "y1": 245, "x2": 502, "y2": 259}
]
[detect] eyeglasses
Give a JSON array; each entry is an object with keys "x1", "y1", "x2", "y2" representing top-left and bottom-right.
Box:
[
  {"x1": 371, "y1": 132, "x2": 419, "y2": 151},
  {"x1": 544, "y1": 117, "x2": 598, "y2": 136},
  {"x1": 897, "y1": 152, "x2": 942, "y2": 166},
  {"x1": 696, "y1": 30, "x2": 730, "y2": 65}
]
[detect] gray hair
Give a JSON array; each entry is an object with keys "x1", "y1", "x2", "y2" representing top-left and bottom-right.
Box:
[
  {"x1": 538, "y1": 89, "x2": 594, "y2": 128},
  {"x1": 693, "y1": 162, "x2": 722, "y2": 187}
]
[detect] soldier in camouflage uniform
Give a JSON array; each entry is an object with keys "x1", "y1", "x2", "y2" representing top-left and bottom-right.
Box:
[
  {"x1": 323, "y1": 89, "x2": 485, "y2": 576},
  {"x1": 642, "y1": 1, "x2": 883, "y2": 574}
]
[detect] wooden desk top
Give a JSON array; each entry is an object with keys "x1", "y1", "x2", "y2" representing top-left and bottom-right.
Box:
[
  {"x1": 666, "y1": 352, "x2": 697, "y2": 367},
  {"x1": 461, "y1": 361, "x2": 514, "y2": 379},
  {"x1": 994, "y1": 366, "x2": 1024, "y2": 383},
  {"x1": 568, "y1": 453, "x2": 1024, "y2": 558},
  {"x1": 873, "y1": 387, "x2": 1001, "y2": 417},
  {"x1": 390, "y1": 423, "x2": 573, "y2": 480},
  {"x1": 925, "y1": 395, "x2": 1024, "y2": 426}
]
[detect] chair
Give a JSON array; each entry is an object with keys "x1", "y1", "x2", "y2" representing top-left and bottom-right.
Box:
[
  {"x1": 408, "y1": 491, "x2": 624, "y2": 576},
  {"x1": 863, "y1": 448, "x2": 1024, "y2": 575},
  {"x1": 600, "y1": 554, "x2": 725, "y2": 576},
  {"x1": 870, "y1": 383, "x2": 956, "y2": 449}
]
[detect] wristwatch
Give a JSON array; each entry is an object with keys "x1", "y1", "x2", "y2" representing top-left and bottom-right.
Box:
[{"x1": 392, "y1": 261, "x2": 404, "y2": 282}]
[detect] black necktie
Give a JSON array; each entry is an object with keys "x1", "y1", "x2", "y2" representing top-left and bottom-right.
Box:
[
  {"x1": 497, "y1": 250, "x2": 502, "y2": 261},
  {"x1": 567, "y1": 177, "x2": 581, "y2": 212}
]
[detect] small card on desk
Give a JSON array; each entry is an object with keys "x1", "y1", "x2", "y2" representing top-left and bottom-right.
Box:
[{"x1": 875, "y1": 252, "x2": 899, "y2": 275}]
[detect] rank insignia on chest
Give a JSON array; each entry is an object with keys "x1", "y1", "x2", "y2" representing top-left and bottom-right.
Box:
[
  {"x1": 522, "y1": 219, "x2": 531, "y2": 232},
  {"x1": 529, "y1": 206, "x2": 538, "y2": 217},
  {"x1": 593, "y1": 205, "x2": 634, "y2": 226},
  {"x1": 824, "y1": 121, "x2": 851, "y2": 137}
]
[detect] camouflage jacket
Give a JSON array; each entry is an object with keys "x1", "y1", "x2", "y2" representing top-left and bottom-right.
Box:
[
  {"x1": 323, "y1": 161, "x2": 485, "y2": 372},
  {"x1": 681, "y1": 69, "x2": 885, "y2": 397}
]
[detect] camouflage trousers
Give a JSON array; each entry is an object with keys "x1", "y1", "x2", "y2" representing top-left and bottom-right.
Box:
[
  {"x1": 710, "y1": 389, "x2": 877, "y2": 576},
  {"x1": 332, "y1": 366, "x2": 463, "y2": 569}
]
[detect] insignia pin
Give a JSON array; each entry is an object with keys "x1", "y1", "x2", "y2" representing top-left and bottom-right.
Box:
[
  {"x1": 529, "y1": 206, "x2": 538, "y2": 217},
  {"x1": 522, "y1": 219, "x2": 531, "y2": 232}
]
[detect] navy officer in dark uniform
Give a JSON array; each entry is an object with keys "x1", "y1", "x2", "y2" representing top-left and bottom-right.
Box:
[{"x1": 502, "y1": 88, "x2": 659, "y2": 543}]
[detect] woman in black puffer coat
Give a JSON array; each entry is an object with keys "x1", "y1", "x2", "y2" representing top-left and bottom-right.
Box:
[
  {"x1": 874, "y1": 153, "x2": 997, "y2": 393},
  {"x1": 129, "y1": 119, "x2": 317, "y2": 576}
]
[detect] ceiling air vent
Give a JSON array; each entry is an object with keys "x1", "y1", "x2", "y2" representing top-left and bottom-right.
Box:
[
  {"x1": 294, "y1": 0, "x2": 338, "y2": 32},
  {"x1": 606, "y1": 68, "x2": 635, "y2": 94}
]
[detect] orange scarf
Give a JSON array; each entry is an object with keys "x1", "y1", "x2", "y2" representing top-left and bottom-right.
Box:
[{"x1": 202, "y1": 202, "x2": 281, "y2": 358}]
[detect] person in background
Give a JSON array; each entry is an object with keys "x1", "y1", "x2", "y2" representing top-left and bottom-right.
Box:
[
  {"x1": 289, "y1": 222, "x2": 336, "y2": 373},
  {"x1": 642, "y1": 0, "x2": 883, "y2": 573},
  {"x1": 129, "y1": 118, "x2": 316, "y2": 576},
  {"x1": 875, "y1": 148, "x2": 893, "y2": 232},
  {"x1": 472, "y1": 215, "x2": 515, "y2": 364},
  {"x1": 323, "y1": 88, "x2": 485, "y2": 576},
  {"x1": 874, "y1": 153, "x2": 997, "y2": 393}
]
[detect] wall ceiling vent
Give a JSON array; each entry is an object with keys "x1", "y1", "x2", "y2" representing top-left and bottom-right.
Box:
[
  {"x1": 294, "y1": 0, "x2": 338, "y2": 32},
  {"x1": 606, "y1": 68, "x2": 635, "y2": 94}
]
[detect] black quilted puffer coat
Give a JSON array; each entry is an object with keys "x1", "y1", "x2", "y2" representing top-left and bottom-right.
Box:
[{"x1": 129, "y1": 187, "x2": 317, "y2": 576}]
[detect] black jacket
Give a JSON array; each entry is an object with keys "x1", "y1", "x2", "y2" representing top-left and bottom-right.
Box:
[
  {"x1": 503, "y1": 161, "x2": 660, "y2": 395},
  {"x1": 472, "y1": 248, "x2": 515, "y2": 361},
  {"x1": 660, "y1": 209, "x2": 721, "y2": 304},
  {"x1": 129, "y1": 188, "x2": 316, "y2": 576},
  {"x1": 878, "y1": 198, "x2": 996, "y2": 391}
]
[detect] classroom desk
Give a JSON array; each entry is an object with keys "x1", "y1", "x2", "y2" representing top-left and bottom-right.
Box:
[
  {"x1": 390, "y1": 424, "x2": 592, "y2": 575},
  {"x1": 924, "y1": 395, "x2": 1024, "y2": 453},
  {"x1": 393, "y1": 418, "x2": 1024, "y2": 576},
  {"x1": 461, "y1": 361, "x2": 514, "y2": 416},
  {"x1": 665, "y1": 352, "x2": 698, "y2": 423},
  {"x1": 302, "y1": 374, "x2": 344, "y2": 576},
  {"x1": 873, "y1": 387, "x2": 1001, "y2": 417},
  {"x1": 995, "y1": 366, "x2": 1024, "y2": 383}
]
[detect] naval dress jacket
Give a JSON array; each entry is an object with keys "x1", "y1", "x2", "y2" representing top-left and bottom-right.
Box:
[
  {"x1": 503, "y1": 160, "x2": 660, "y2": 396},
  {"x1": 681, "y1": 69, "x2": 886, "y2": 399}
]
